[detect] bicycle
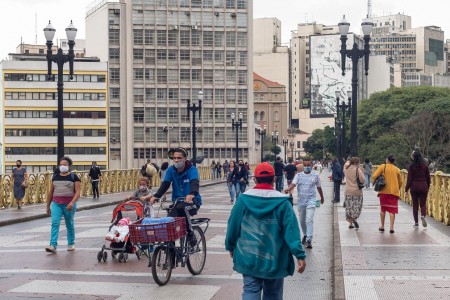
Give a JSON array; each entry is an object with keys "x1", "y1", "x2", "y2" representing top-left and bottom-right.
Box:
[{"x1": 129, "y1": 197, "x2": 210, "y2": 286}]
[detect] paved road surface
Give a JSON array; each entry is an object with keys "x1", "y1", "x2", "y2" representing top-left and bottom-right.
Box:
[{"x1": 0, "y1": 174, "x2": 334, "y2": 300}]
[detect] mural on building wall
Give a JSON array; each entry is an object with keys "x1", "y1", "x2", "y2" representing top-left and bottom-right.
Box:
[{"x1": 309, "y1": 34, "x2": 354, "y2": 117}]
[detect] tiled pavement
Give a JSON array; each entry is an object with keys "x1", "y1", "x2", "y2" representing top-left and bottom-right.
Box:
[
  {"x1": 336, "y1": 179, "x2": 450, "y2": 300},
  {"x1": 1, "y1": 171, "x2": 449, "y2": 299}
]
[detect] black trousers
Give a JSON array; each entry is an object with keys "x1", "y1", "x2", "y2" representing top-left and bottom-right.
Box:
[
  {"x1": 333, "y1": 180, "x2": 342, "y2": 201},
  {"x1": 92, "y1": 180, "x2": 99, "y2": 197}
]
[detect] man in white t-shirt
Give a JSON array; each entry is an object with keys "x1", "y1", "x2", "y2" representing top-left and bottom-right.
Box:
[{"x1": 284, "y1": 159, "x2": 324, "y2": 249}]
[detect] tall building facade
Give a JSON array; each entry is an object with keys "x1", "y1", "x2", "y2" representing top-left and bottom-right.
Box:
[
  {"x1": 86, "y1": 0, "x2": 254, "y2": 168},
  {"x1": 253, "y1": 18, "x2": 290, "y2": 123},
  {"x1": 0, "y1": 52, "x2": 108, "y2": 174}
]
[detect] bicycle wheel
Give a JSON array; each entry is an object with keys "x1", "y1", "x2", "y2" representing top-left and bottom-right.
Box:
[
  {"x1": 151, "y1": 245, "x2": 173, "y2": 286},
  {"x1": 187, "y1": 226, "x2": 206, "y2": 275}
]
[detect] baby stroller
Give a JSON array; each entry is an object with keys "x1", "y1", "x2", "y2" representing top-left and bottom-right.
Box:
[{"x1": 97, "y1": 198, "x2": 153, "y2": 263}]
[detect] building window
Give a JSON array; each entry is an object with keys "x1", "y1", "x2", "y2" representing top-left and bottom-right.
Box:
[
  {"x1": 237, "y1": 32, "x2": 247, "y2": 47},
  {"x1": 109, "y1": 48, "x2": 120, "y2": 61},
  {"x1": 133, "y1": 48, "x2": 143, "y2": 60},
  {"x1": 134, "y1": 88, "x2": 144, "y2": 103},
  {"x1": 133, "y1": 29, "x2": 143, "y2": 45},
  {"x1": 214, "y1": 31, "x2": 224, "y2": 47},
  {"x1": 226, "y1": 31, "x2": 236, "y2": 47},
  {"x1": 144, "y1": 30, "x2": 154, "y2": 45},
  {"x1": 134, "y1": 127, "x2": 144, "y2": 142},
  {"x1": 203, "y1": 31, "x2": 214, "y2": 47},
  {"x1": 134, "y1": 107, "x2": 144, "y2": 123},
  {"x1": 110, "y1": 68, "x2": 120, "y2": 82},
  {"x1": 157, "y1": 30, "x2": 167, "y2": 46},
  {"x1": 109, "y1": 29, "x2": 120, "y2": 45},
  {"x1": 134, "y1": 68, "x2": 144, "y2": 80}
]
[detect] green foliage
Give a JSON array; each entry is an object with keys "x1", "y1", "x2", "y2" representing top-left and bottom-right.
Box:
[
  {"x1": 358, "y1": 86, "x2": 450, "y2": 171},
  {"x1": 264, "y1": 154, "x2": 275, "y2": 162},
  {"x1": 303, "y1": 127, "x2": 335, "y2": 161}
]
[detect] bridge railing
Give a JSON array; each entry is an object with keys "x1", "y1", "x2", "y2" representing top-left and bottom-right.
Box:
[{"x1": 0, "y1": 166, "x2": 215, "y2": 209}]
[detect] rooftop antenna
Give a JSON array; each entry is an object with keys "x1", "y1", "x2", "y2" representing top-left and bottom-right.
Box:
[{"x1": 367, "y1": 0, "x2": 373, "y2": 18}]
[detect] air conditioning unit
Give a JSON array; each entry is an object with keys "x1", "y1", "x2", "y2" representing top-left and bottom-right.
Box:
[
  {"x1": 174, "y1": 25, "x2": 179, "y2": 30},
  {"x1": 192, "y1": 25, "x2": 198, "y2": 30},
  {"x1": 214, "y1": 12, "x2": 219, "y2": 17},
  {"x1": 231, "y1": 12, "x2": 236, "y2": 18}
]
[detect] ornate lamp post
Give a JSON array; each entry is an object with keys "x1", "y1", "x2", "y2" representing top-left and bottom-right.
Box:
[
  {"x1": 338, "y1": 15, "x2": 373, "y2": 156},
  {"x1": 187, "y1": 91, "x2": 203, "y2": 166},
  {"x1": 259, "y1": 125, "x2": 267, "y2": 162},
  {"x1": 231, "y1": 112, "x2": 243, "y2": 162},
  {"x1": 271, "y1": 131, "x2": 279, "y2": 156},
  {"x1": 44, "y1": 20, "x2": 77, "y2": 163},
  {"x1": 282, "y1": 137, "x2": 288, "y2": 163},
  {"x1": 335, "y1": 90, "x2": 351, "y2": 160},
  {"x1": 334, "y1": 113, "x2": 341, "y2": 162}
]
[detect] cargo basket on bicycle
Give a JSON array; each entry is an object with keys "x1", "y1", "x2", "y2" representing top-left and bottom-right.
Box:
[{"x1": 129, "y1": 217, "x2": 186, "y2": 243}]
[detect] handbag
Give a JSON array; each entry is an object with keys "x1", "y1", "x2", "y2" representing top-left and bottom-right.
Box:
[
  {"x1": 356, "y1": 168, "x2": 364, "y2": 190},
  {"x1": 373, "y1": 164, "x2": 386, "y2": 192}
]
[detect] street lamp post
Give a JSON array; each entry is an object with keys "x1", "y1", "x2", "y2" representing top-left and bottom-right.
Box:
[
  {"x1": 44, "y1": 20, "x2": 77, "y2": 164},
  {"x1": 271, "y1": 131, "x2": 279, "y2": 156},
  {"x1": 259, "y1": 125, "x2": 267, "y2": 162},
  {"x1": 338, "y1": 15, "x2": 373, "y2": 156},
  {"x1": 187, "y1": 91, "x2": 203, "y2": 167},
  {"x1": 334, "y1": 113, "x2": 341, "y2": 161},
  {"x1": 231, "y1": 112, "x2": 243, "y2": 162},
  {"x1": 335, "y1": 90, "x2": 351, "y2": 160},
  {"x1": 282, "y1": 137, "x2": 288, "y2": 163}
]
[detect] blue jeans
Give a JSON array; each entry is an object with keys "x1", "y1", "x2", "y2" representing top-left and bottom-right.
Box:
[
  {"x1": 275, "y1": 175, "x2": 283, "y2": 192},
  {"x1": 235, "y1": 181, "x2": 247, "y2": 199},
  {"x1": 227, "y1": 182, "x2": 236, "y2": 202},
  {"x1": 50, "y1": 201, "x2": 77, "y2": 248},
  {"x1": 298, "y1": 206, "x2": 315, "y2": 242},
  {"x1": 365, "y1": 174, "x2": 370, "y2": 188},
  {"x1": 242, "y1": 274, "x2": 284, "y2": 300}
]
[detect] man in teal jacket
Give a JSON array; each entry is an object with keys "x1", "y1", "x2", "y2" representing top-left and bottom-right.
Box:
[{"x1": 225, "y1": 162, "x2": 306, "y2": 299}]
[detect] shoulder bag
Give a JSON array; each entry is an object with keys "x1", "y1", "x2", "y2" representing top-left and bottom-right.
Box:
[
  {"x1": 373, "y1": 164, "x2": 386, "y2": 192},
  {"x1": 356, "y1": 168, "x2": 365, "y2": 190}
]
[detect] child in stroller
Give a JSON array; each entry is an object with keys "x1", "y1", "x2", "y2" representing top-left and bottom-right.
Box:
[{"x1": 97, "y1": 177, "x2": 154, "y2": 263}]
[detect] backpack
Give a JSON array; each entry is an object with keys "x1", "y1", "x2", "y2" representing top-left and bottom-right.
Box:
[
  {"x1": 52, "y1": 172, "x2": 76, "y2": 182},
  {"x1": 145, "y1": 163, "x2": 157, "y2": 177}
]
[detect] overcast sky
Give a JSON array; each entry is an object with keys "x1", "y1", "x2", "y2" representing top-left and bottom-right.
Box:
[{"x1": 0, "y1": 0, "x2": 448, "y2": 59}]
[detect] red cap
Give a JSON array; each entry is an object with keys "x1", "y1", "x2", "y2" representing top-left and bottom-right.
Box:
[{"x1": 254, "y1": 162, "x2": 275, "y2": 177}]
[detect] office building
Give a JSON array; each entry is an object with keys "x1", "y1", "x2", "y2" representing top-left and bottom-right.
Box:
[
  {"x1": 0, "y1": 49, "x2": 108, "y2": 174},
  {"x1": 85, "y1": 0, "x2": 254, "y2": 168}
]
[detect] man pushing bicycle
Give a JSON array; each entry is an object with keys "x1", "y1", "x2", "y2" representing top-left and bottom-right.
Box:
[{"x1": 149, "y1": 147, "x2": 202, "y2": 247}]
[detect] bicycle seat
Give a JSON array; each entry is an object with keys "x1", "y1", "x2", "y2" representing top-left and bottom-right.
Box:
[{"x1": 191, "y1": 218, "x2": 210, "y2": 225}]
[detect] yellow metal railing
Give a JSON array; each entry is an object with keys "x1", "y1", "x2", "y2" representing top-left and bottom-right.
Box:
[{"x1": 0, "y1": 166, "x2": 217, "y2": 209}]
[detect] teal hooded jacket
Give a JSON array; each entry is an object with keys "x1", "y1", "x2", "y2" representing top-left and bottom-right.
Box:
[{"x1": 225, "y1": 186, "x2": 306, "y2": 279}]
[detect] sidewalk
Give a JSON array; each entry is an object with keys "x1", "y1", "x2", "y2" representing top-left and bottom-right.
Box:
[
  {"x1": 0, "y1": 179, "x2": 224, "y2": 227},
  {"x1": 335, "y1": 182, "x2": 450, "y2": 300}
]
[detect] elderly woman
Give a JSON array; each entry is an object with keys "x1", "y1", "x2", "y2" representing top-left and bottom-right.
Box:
[{"x1": 343, "y1": 157, "x2": 365, "y2": 229}]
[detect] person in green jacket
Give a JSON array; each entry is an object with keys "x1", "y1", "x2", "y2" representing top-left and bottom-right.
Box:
[{"x1": 225, "y1": 162, "x2": 306, "y2": 299}]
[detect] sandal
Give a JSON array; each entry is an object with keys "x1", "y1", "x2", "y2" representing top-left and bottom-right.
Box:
[
  {"x1": 378, "y1": 227, "x2": 385, "y2": 232},
  {"x1": 390, "y1": 229, "x2": 395, "y2": 234},
  {"x1": 349, "y1": 225, "x2": 355, "y2": 229}
]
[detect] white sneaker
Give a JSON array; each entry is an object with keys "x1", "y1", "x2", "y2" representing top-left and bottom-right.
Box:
[
  {"x1": 67, "y1": 245, "x2": 75, "y2": 251},
  {"x1": 421, "y1": 216, "x2": 427, "y2": 228},
  {"x1": 45, "y1": 245, "x2": 57, "y2": 254}
]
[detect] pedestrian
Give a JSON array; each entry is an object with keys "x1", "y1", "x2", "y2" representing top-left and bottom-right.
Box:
[
  {"x1": 225, "y1": 162, "x2": 306, "y2": 299},
  {"x1": 88, "y1": 161, "x2": 101, "y2": 198},
  {"x1": 159, "y1": 161, "x2": 169, "y2": 181},
  {"x1": 363, "y1": 158, "x2": 373, "y2": 188},
  {"x1": 244, "y1": 162, "x2": 250, "y2": 176},
  {"x1": 216, "y1": 161, "x2": 222, "y2": 179},
  {"x1": 210, "y1": 160, "x2": 216, "y2": 180},
  {"x1": 273, "y1": 156, "x2": 285, "y2": 192},
  {"x1": 45, "y1": 156, "x2": 81, "y2": 253},
  {"x1": 235, "y1": 159, "x2": 249, "y2": 198},
  {"x1": 285, "y1": 159, "x2": 325, "y2": 249},
  {"x1": 11, "y1": 160, "x2": 28, "y2": 209},
  {"x1": 331, "y1": 158, "x2": 344, "y2": 203},
  {"x1": 343, "y1": 157, "x2": 365, "y2": 229},
  {"x1": 222, "y1": 160, "x2": 229, "y2": 179},
  {"x1": 227, "y1": 160, "x2": 237, "y2": 204},
  {"x1": 405, "y1": 149, "x2": 431, "y2": 228},
  {"x1": 372, "y1": 154, "x2": 403, "y2": 234},
  {"x1": 283, "y1": 158, "x2": 297, "y2": 186}
]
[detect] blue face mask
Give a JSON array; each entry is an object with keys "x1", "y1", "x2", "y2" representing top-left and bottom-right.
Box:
[{"x1": 304, "y1": 166, "x2": 312, "y2": 173}]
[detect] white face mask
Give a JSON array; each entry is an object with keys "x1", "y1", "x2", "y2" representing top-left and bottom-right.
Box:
[
  {"x1": 139, "y1": 185, "x2": 147, "y2": 191},
  {"x1": 174, "y1": 160, "x2": 185, "y2": 169},
  {"x1": 59, "y1": 165, "x2": 69, "y2": 173}
]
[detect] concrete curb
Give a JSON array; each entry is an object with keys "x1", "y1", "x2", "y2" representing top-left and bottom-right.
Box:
[
  {"x1": 332, "y1": 202, "x2": 346, "y2": 300},
  {"x1": 0, "y1": 180, "x2": 226, "y2": 227}
]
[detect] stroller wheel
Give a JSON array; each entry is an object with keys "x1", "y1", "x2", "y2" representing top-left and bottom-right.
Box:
[
  {"x1": 97, "y1": 251, "x2": 103, "y2": 262},
  {"x1": 102, "y1": 251, "x2": 108, "y2": 262},
  {"x1": 136, "y1": 249, "x2": 142, "y2": 260},
  {"x1": 118, "y1": 253, "x2": 124, "y2": 262},
  {"x1": 123, "y1": 253, "x2": 129, "y2": 263},
  {"x1": 111, "y1": 251, "x2": 116, "y2": 259}
]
